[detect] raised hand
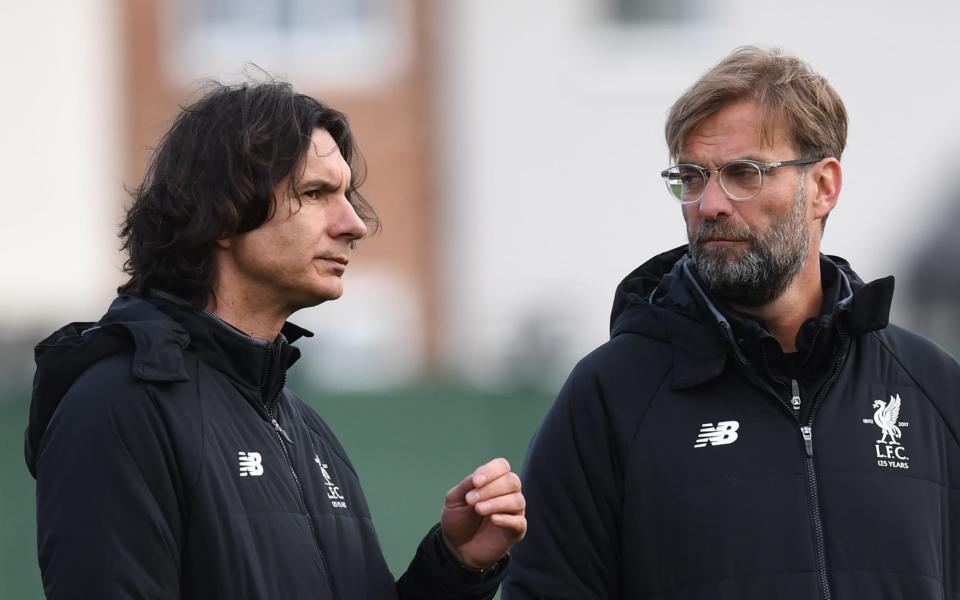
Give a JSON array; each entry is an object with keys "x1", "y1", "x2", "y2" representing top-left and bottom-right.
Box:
[{"x1": 440, "y1": 458, "x2": 527, "y2": 569}]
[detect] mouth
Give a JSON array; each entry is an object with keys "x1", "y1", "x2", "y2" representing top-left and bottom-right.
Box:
[
  {"x1": 701, "y1": 238, "x2": 748, "y2": 244},
  {"x1": 314, "y1": 256, "x2": 349, "y2": 273}
]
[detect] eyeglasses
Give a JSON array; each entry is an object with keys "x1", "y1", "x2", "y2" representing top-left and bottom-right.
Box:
[{"x1": 659, "y1": 157, "x2": 822, "y2": 204}]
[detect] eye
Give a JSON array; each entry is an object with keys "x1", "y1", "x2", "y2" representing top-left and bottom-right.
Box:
[
  {"x1": 301, "y1": 189, "x2": 323, "y2": 201},
  {"x1": 676, "y1": 167, "x2": 703, "y2": 186},
  {"x1": 724, "y1": 163, "x2": 759, "y2": 182}
]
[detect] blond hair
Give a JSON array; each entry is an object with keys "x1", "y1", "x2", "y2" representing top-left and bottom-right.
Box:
[{"x1": 665, "y1": 46, "x2": 847, "y2": 162}]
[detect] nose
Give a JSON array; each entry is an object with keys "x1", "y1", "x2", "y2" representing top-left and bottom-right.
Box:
[
  {"x1": 696, "y1": 171, "x2": 734, "y2": 221},
  {"x1": 334, "y1": 195, "x2": 368, "y2": 243}
]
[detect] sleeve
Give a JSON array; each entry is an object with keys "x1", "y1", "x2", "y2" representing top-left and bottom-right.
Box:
[
  {"x1": 33, "y1": 354, "x2": 186, "y2": 599},
  {"x1": 396, "y1": 524, "x2": 507, "y2": 600},
  {"x1": 501, "y1": 358, "x2": 624, "y2": 599}
]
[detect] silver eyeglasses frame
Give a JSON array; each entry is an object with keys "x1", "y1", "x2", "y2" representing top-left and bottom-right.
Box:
[{"x1": 659, "y1": 157, "x2": 823, "y2": 204}]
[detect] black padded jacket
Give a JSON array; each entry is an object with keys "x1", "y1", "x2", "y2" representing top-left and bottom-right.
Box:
[
  {"x1": 503, "y1": 246, "x2": 960, "y2": 600},
  {"x1": 26, "y1": 293, "x2": 505, "y2": 599}
]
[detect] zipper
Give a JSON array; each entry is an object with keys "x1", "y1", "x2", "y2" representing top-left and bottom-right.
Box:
[
  {"x1": 264, "y1": 351, "x2": 333, "y2": 592},
  {"x1": 802, "y1": 433, "x2": 830, "y2": 600},
  {"x1": 800, "y1": 425, "x2": 813, "y2": 456},
  {"x1": 792, "y1": 329, "x2": 848, "y2": 600},
  {"x1": 790, "y1": 379, "x2": 802, "y2": 415},
  {"x1": 720, "y1": 324, "x2": 828, "y2": 600},
  {"x1": 726, "y1": 330, "x2": 844, "y2": 600},
  {"x1": 271, "y1": 417, "x2": 294, "y2": 444},
  {"x1": 793, "y1": 380, "x2": 830, "y2": 600}
]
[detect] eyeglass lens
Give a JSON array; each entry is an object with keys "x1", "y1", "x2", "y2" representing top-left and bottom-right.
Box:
[{"x1": 664, "y1": 162, "x2": 763, "y2": 202}]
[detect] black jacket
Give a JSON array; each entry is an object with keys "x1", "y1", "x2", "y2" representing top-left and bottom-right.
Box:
[
  {"x1": 26, "y1": 293, "x2": 505, "y2": 599},
  {"x1": 503, "y1": 246, "x2": 960, "y2": 599}
]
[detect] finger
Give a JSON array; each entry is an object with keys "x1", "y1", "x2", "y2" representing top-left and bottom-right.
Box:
[
  {"x1": 489, "y1": 513, "x2": 527, "y2": 537},
  {"x1": 444, "y1": 473, "x2": 476, "y2": 505},
  {"x1": 465, "y1": 471, "x2": 521, "y2": 505},
  {"x1": 471, "y1": 457, "x2": 511, "y2": 488},
  {"x1": 475, "y1": 492, "x2": 526, "y2": 516}
]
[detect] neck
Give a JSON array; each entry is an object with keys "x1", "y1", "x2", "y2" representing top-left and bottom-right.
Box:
[
  {"x1": 730, "y1": 252, "x2": 823, "y2": 353},
  {"x1": 206, "y1": 287, "x2": 290, "y2": 342}
]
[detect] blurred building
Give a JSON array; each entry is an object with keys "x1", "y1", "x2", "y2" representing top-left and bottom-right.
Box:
[
  {"x1": 434, "y1": 0, "x2": 960, "y2": 385},
  {"x1": 906, "y1": 200, "x2": 960, "y2": 356},
  {"x1": 124, "y1": 0, "x2": 439, "y2": 389},
  {"x1": 2, "y1": 0, "x2": 959, "y2": 393},
  {"x1": 2, "y1": 0, "x2": 438, "y2": 390}
]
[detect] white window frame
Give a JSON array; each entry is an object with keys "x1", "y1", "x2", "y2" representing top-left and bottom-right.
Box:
[{"x1": 162, "y1": 0, "x2": 412, "y2": 90}]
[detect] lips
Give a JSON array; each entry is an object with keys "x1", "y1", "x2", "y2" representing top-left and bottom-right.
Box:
[{"x1": 316, "y1": 256, "x2": 349, "y2": 266}]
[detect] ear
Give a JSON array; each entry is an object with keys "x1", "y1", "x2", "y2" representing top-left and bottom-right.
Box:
[
  {"x1": 810, "y1": 158, "x2": 842, "y2": 222},
  {"x1": 214, "y1": 235, "x2": 233, "y2": 250}
]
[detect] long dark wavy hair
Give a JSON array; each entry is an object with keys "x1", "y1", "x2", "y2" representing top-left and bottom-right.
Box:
[{"x1": 118, "y1": 78, "x2": 378, "y2": 305}]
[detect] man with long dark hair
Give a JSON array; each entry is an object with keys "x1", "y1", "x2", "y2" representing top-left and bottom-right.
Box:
[{"x1": 26, "y1": 80, "x2": 525, "y2": 599}]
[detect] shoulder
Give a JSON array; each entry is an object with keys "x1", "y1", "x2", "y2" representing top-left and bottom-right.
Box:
[
  {"x1": 51, "y1": 349, "x2": 200, "y2": 462},
  {"x1": 566, "y1": 331, "x2": 674, "y2": 401},
  {"x1": 60, "y1": 350, "x2": 152, "y2": 419},
  {"x1": 869, "y1": 323, "x2": 960, "y2": 383},
  {"x1": 866, "y1": 323, "x2": 960, "y2": 433},
  {"x1": 66, "y1": 348, "x2": 197, "y2": 414},
  {"x1": 35, "y1": 350, "x2": 200, "y2": 486},
  {"x1": 542, "y1": 333, "x2": 673, "y2": 449}
]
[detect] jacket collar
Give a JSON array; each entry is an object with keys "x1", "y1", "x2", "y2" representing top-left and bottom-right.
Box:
[
  {"x1": 611, "y1": 247, "x2": 729, "y2": 390},
  {"x1": 610, "y1": 246, "x2": 895, "y2": 390},
  {"x1": 147, "y1": 291, "x2": 312, "y2": 394}
]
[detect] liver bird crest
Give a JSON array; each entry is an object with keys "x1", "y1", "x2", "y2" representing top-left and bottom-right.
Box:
[{"x1": 872, "y1": 394, "x2": 902, "y2": 445}]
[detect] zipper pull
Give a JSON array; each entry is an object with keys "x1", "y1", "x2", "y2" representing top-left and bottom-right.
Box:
[
  {"x1": 272, "y1": 418, "x2": 294, "y2": 444},
  {"x1": 800, "y1": 426, "x2": 813, "y2": 457},
  {"x1": 790, "y1": 379, "x2": 801, "y2": 414}
]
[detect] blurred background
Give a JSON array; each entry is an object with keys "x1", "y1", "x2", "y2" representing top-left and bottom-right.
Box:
[{"x1": 2, "y1": 0, "x2": 959, "y2": 596}]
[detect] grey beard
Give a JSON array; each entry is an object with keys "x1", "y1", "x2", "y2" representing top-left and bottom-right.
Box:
[{"x1": 689, "y1": 179, "x2": 810, "y2": 307}]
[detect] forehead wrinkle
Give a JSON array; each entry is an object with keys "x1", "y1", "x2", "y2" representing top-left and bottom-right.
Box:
[
  {"x1": 680, "y1": 101, "x2": 796, "y2": 166},
  {"x1": 681, "y1": 129, "x2": 789, "y2": 168},
  {"x1": 297, "y1": 163, "x2": 345, "y2": 191}
]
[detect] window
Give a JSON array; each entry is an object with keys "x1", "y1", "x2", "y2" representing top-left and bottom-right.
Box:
[
  {"x1": 165, "y1": 0, "x2": 411, "y2": 89},
  {"x1": 607, "y1": 0, "x2": 703, "y2": 24}
]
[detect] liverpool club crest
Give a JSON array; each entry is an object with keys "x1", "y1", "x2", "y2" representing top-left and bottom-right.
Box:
[{"x1": 862, "y1": 394, "x2": 910, "y2": 469}]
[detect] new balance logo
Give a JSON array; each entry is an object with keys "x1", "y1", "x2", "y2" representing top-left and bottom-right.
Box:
[
  {"x1": 694, "y1": 421, "x2": 740, "y2": 448},
  {"x1": 238, "y1": 451, "x2": 264, "y2": 477}
]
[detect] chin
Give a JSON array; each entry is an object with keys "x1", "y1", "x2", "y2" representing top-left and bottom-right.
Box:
[
  {"x1": 316, "y1": 283, "x2": 345, "y2": 303},
  {"x1": 309, "y1": 289, "x2": 343, "y2": 305},
  {"x1": 290, "y1": 284, "x2": 344, "y2": 311},
  {"x1": 699, "y1": 243, "x2": 745, "y2": 262}
]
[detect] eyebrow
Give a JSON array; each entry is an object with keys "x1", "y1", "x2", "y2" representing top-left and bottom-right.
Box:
[
  {"x1": 296, "y1": 176, "x2": 345, "y2": 193},
  {"x1": 676, "y1": 155, "x2": 771, "y2": 167}
]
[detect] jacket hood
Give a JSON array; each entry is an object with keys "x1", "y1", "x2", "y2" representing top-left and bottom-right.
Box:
[
  {"x1": 609, "y1": 245, "x2": 895, "y2": 390},
  {"x1": 25, "y1": 294, "x2": 312, "y2": 476}
]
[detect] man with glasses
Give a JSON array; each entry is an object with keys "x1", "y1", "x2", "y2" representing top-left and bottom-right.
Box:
[{"x1": 502, "y1": 46, "x2": 959, "y2": 599}]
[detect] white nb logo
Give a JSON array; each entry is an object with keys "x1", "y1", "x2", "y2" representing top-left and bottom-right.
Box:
[
  {"x1": 694, "y1": 421, "x2": 740, "y2": 448},
  {"x1": 238, "y1": 451, "x2": 264, "y2": 477}
]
